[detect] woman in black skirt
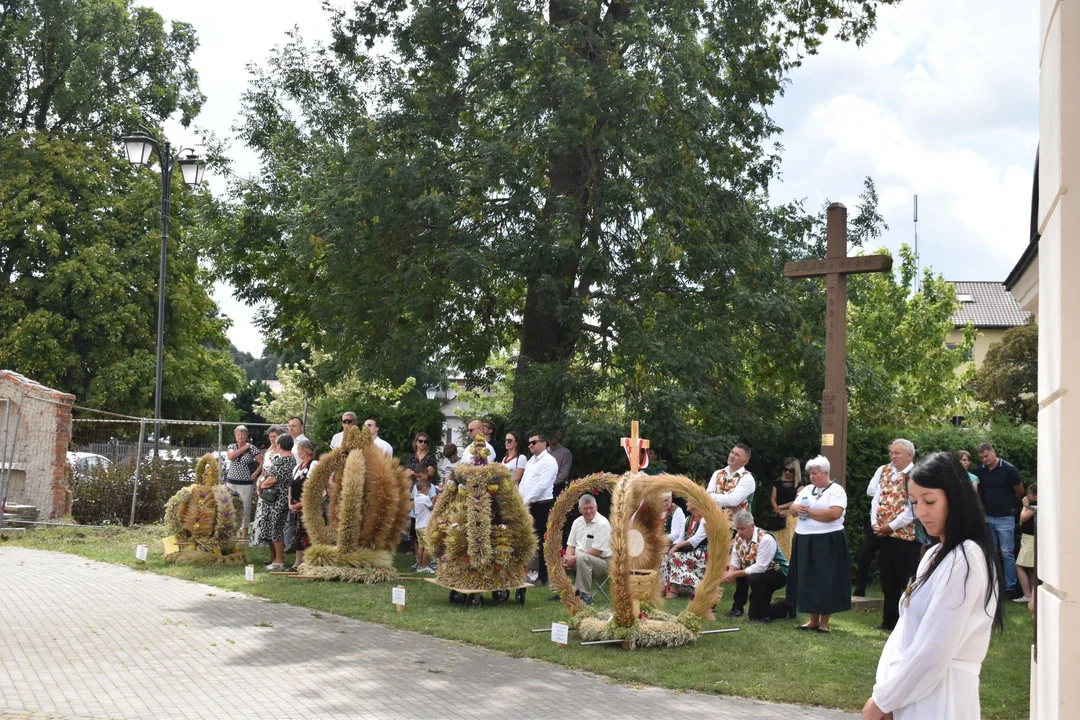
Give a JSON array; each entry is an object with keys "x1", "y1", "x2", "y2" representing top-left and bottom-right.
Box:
[{"x1": 786, "y1": 454, "x2": 850, "y2": 633}]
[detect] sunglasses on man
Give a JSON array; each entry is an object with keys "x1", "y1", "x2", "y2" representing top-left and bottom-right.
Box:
[{"x1": 342, "y1": 418, "x2": 356, "y2": 424}]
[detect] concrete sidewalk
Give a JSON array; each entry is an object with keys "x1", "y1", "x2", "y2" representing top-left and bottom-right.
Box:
[{"x1": 0, "y1": 547, "x2": 857, "y2": 720}]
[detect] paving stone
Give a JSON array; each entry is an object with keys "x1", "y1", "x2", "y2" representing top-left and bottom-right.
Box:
[{"x1": 0, "y1": 547, "x2": 856, "y2": 720}]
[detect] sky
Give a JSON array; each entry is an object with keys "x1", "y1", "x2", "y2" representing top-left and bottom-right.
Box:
[{"x1": 147, "y1": 0, "x2": 1040, "y2": 357}]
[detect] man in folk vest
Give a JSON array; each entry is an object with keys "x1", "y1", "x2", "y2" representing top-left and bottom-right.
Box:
[
  {"x1": 861, "y1": 438, "x2": 919, "y2": 631},
  {"x1": 706, "y1": 443, "x2": 755, "y2": 517},
  {"x1": 722, "y1": 509, "x2": 788, "y2": 622}
]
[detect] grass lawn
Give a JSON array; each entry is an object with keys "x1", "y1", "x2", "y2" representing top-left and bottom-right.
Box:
[{"x1": 2, "y1": 526, "x2": 1029, "y2": 718}]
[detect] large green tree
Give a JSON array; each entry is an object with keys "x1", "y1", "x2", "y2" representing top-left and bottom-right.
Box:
[
  {"x1": 0, "y1": 0, "x2": 242, "y2": 417},
  {"x1": 217, "y1": 0, "x2": 900, "y2": 438}
]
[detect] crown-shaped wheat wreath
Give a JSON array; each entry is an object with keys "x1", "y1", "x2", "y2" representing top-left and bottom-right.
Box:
[
  {"x1": 425, "y1": 434, "x2": 537, "y2": 591},
  {"x1": 297, "y1": 425, "x2": 412, "y2": 582},
  {"x1": 163, "y1": 454, "x2": 246, "y2": 565},
  {"x1": 547, "y1": 470, "x2": 732, "y2": 648}
]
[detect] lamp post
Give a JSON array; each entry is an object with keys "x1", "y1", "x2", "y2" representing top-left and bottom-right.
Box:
[{"x1": 119, "y1": 129, "x2": 205, "y2": 458}]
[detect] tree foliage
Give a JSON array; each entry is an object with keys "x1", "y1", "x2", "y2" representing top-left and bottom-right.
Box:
[
  {"x1": 0, "y1": 0, "x2": 242, "y2": 417},
  {"x1": 972, "y1": 321, "x2": 1038, "y2": 424},
  {"x1": 0, "y1": 0, "x2": 204, "y2": 135},
  {"x1": 217, "y1": 0, "x2": 901, "y2": 439}
]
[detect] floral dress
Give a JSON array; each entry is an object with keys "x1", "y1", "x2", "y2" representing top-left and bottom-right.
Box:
[
  {"x1": 662, "y1": 516, "x2": 709, "y2": 590},
  {"x1": 257, "y1": 454, "x2": 297, "y2": 543}
]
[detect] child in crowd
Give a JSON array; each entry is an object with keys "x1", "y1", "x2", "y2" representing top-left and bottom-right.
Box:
[
  {"x1": 413, "y1": 474, "x2": 438, "y2": 573},
  {"x1": 1016, "y1": 483, "x2": 1038, "y2": 603}
]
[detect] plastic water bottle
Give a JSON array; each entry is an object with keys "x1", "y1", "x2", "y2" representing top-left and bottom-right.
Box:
[{"x1": 798, "y1": 495, "x2": 810, "y2": 523}]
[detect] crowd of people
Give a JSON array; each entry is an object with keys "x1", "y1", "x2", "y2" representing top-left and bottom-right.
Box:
[{"x1": 224, "y1": 417, "x2": 1026, "y2": 718}]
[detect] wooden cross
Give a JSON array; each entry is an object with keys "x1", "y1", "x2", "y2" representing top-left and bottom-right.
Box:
[
  {"x1": 783, "y1": 203, "x2": 893, "y2": 487},
  {"x1": 621, "y1": 421, "x2": 650, "y2": 473}
]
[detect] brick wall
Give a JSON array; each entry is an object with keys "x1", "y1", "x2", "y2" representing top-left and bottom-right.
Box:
[{"x1": 0, "y1": 371, "x2": 76, "y2": 519}]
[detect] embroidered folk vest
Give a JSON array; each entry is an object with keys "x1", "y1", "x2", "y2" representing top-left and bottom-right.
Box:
[
  {"x1": 876, "y1": 465, "x2": 916, "y2": 542},
  {"x1": 714, "y1": 468, "x2": 750, "y2": 514},
  {"x1": 735, "y1": 528, "x2": 789, "y2": 575},
  {"x1": 663, "y1": 508, "x2": 675, "y2": 535}
]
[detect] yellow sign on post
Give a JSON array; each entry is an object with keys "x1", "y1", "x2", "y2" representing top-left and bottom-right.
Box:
[
  {"x1": 821, "y1": 434, "x2": 835, "y2": 447},
  {"x1": 162, "y1": 536, "x2": 180, "y2": 555}
]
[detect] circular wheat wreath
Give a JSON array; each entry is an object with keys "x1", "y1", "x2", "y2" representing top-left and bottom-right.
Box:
[
  {"x1": 545, "y1": 472, "x2": 619, "y2": 614},
  {"x1": 547, "y1": 471, "x2": 733, "y2": 633}
]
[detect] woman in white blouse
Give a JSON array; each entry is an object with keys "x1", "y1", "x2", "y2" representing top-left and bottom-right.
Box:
[
  {"x1": 863, "y1": 452, "x2": 1003, "y2": 720},
  {"x1": 785, "y1": 455, "x2": 851, "y2": 632},
  {"x1": 501, "y1": 431, "x2": 527, "y2": 484}
]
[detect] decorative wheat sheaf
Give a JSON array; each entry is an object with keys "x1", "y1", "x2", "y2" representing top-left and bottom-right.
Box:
[
  {"x1": 554, "y1": 472, "x2": 732, "y2": 649},
  {"x1": 163, "y1": 454, "x2": 245, "y2": 565},
  {"x1": 297, "y1": 425, "x2": 412, "y2": 583},
  {"x1": 426, "y1": 436, "x2": 536, "y2": 591}
]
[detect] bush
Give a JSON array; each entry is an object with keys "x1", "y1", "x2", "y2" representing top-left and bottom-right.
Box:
[
  {"x1": 67, "y1": 459, "x2": 198, "y2": 526},
  {"x1": 309, "y1": 393, "x2": 447, "y2": 459}
]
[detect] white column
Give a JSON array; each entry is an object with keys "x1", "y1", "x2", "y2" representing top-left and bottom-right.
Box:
[{"x1": 1035, "y1": 1, "x2": 1080, "y2": 717}]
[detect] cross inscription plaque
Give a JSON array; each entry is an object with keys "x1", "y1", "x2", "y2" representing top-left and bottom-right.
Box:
[{"x1": 784, "y1": 203, "x2": 893, "y2": 487}]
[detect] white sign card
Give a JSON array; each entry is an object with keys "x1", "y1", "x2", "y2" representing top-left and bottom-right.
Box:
[
  {"x1": 245, "y1": 565, "x2": 255, "y2": 582},
  {"x1": 392, "y1": 587, "x2": 406, "y2": 606},
  {"x1": 551, "y1": 622, "x2": 569, "y2": 645},
  {"x1": 135, "y1": 544, "x2": 148, "y2": 561}
]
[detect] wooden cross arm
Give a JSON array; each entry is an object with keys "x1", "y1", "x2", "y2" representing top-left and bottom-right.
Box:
[{"x1": 783, "y1": 254, "x2": 892, "y2": 278}]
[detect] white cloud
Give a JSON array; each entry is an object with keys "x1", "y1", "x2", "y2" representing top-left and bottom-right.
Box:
[{"x1": 770, "y1": 0, "x2": 1039, "y2": 283}]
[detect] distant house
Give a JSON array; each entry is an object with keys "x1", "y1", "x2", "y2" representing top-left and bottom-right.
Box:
[{"x1": 946, "y1": 281, "x2": 1032, "y2": 369}]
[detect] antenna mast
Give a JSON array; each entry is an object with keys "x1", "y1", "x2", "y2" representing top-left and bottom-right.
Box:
[{"x1": 913, "y1": 194, "x2": 920, "y2": 293}]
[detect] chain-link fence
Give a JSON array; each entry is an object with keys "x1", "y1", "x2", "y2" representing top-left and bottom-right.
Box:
[{"x1": 68, "y1": 407, "x2": 277, "y2": 526}]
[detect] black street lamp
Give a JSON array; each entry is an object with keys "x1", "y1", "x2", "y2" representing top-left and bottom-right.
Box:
[{"x1": 119, "y1": 129, "x2": 205, "y2": 458}]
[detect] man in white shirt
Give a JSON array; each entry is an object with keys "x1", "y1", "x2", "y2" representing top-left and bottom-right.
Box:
[
  {"x1": 519, "y1": 431, "x2": 559, "y2": 586},
  {"x1": 287, "y1": 416, "x2": 309, "y2": 449},
  {"x1": 706, "y1": 443, "x2": 755, "y2": 516},
  {"x1": 721, "y1": 509, "x2": 788, "y2": 622},
  {"x1": 855, "y1": 438, "x2": 918, "y2": 631},
  {"x1": 562, "y1": 494, "x2": 612, "y2": 605},
  {"x1": 329, "y1": 412, "x2": 357, "y2": 449},
  {"x1": 363, "y1": 418, "x2": 394, "y2": 457},
  {"x1": 460, "y1": 418, "x2": 496, "y2": 463}
]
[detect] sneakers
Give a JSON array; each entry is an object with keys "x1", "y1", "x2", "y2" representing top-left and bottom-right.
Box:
[
  {"x1": 420, "y1": 566, "x2": 436, "y2": 575},
  {"x1": 526, "y1": 570, "x2": 539, "y2": 583},
  {"x1": 1012, "y1": 596, "x2": 1031, "y2": 604},
  {"x1": 410, "y1": 563, "x2": 419, "y2": 571},
  {"x1": 725, "y1": 608, "x2": 744, "y2": 618},
  {"x1": 580, "y1": 592, "x2": 594, "y2": 606},
  {"x1": 265, "y1": 563, "x2": 284, "y2": 571}
]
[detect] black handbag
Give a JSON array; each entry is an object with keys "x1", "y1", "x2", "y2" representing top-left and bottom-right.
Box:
[{"x1": 259, "y1": 486, "x2": 280, "y2": 502}]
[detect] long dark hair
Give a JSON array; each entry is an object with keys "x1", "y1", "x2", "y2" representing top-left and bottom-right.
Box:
[
  {"x1": 907, "y1": 452, "x2": 1004, "y2": 632},
  {"x1": 504, "y1": 430, "x2": 523, "y2": 460}
]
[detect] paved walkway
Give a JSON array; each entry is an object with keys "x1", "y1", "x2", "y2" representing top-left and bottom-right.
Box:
[{"x1": 0, "y1": 548, "x2": 856, "y2": 720}]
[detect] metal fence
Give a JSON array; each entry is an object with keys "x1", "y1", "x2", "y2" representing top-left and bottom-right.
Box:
[{"x1": 70, "y1": 407, "x2": 278, "y2": 526}]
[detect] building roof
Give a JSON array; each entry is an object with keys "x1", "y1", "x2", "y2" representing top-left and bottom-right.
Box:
[{"x1": 948, "y1": 282, "x2": 1032, "y2": 329}]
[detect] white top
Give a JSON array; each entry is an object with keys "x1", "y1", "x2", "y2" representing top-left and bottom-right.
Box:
[
  {"x1": 665, "y1": 506, "x2": 686, "y2": 545},
  {"x1": 685, "y1": 517, "x2": 708, "y2": 548},
  {"x1": 373, "y1": 436, "x2": 394, "y2": 457},
  {"x1": 330, "y1": 431, "x2": 344, "y2": 449},
  {"x1": 502, "y1": 453, "x2": 527, "y2": 477},
  {"x1": 518, "y1": 451, "x2": 559, "y2": 505},
  {"x1": 566, "y1": 514, "x2": 612, "y2": 558},
  {"x1": 792, "y1": 483, "x2": 847, "y2": 535},
  {"x1": 461, "y1": 440, "x2": 497, "y2": 463},
  {"x1": 873, "y1": 541, "x2": 997, "y2": 720},
  {"x1": 412, "y1": 485, "x2": 437, "y2": 529},
  {"x1": 705, "y1": 466, "x2": 756, "y2": 508},
  {"x1": 867, "y1": 462, "x2": 916, "y2": 530},
  {"x1": 729, "y1": 530, "x2": 778, "y2": 575},
  {"x1": 292, "y1": 459, "x2": 318, "y2": 480},
  {"x1": 437, "y1": 455, "x2": 457, "y2": 482}
]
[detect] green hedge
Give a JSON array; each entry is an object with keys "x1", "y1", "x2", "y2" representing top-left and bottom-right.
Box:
[
  {"x1": 309, "y1": 393, "x2": 447, "y2": 459},
  {"x1": 68, "y1": 459, "x2": 199, "y2": 526}
]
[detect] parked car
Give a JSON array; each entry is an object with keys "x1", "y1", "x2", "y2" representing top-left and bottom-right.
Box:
[{"x1": 66, "y1": 451, "x2": 113, "y2": 474}]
